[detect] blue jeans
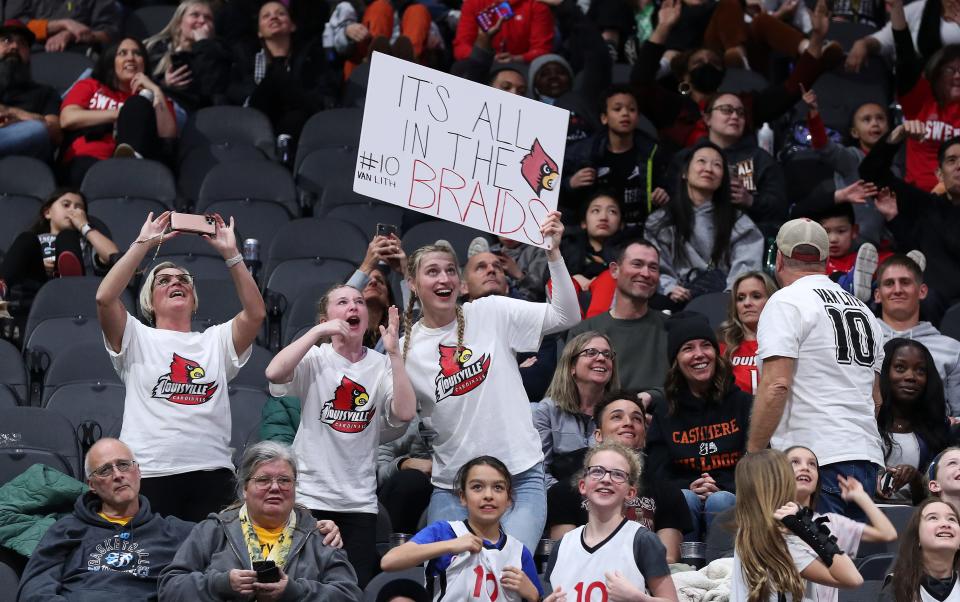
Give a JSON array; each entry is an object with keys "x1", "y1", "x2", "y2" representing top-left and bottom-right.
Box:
[
  {"x1": 682, "y1": 489, "x2": 736, "y2": 542},
  {"x1": 427, "y1": 462, "x2": 547, "y2": 553},
  {"x1": 818, "y1": 461, "x2": 879, "y2": 521},
  {"x1": 0, "y1": 119, "x2": 51, "y2": 159}
]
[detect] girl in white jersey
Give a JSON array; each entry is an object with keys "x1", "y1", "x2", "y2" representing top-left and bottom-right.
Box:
[
  {"x1": 731, "y1": 450, "x2": 863, "y2": 602},
  {"x1": 786, "y1": 445, "x2": 897, "y2": 602},
  {"x1": 880, "y1": 498, "x2": 960, "y2": 602},
  {"x1": 400, "y1": 210, "x2": 580, "y2": 552},
  {"x1": 265, "y1": 283, "x2": 416, "y2": 587},
  {"x1": 544, "y1": 442, "x2": 679, "y2": 602},
  {"x1": 381, "y1": 456, "x2": 543, "y2": 602}
]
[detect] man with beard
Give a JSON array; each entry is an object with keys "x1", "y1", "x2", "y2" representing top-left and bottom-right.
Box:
[
  {"x1": 566, "y1": 238, "x2": 668, "y2": 401},
  {"x1": 0, "y1": 20, "x2": 60, "y2": 159}
]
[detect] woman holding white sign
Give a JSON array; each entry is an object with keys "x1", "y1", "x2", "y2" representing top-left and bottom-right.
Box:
[{"x1": 400, "y1": 211, "x2": 580, "y2": 552}]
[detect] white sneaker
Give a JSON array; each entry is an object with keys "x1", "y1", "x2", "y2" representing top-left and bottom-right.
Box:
[
  {"x1": 907, "y1": 249, "x2": 927, "y2": 273},
  {"x1": 467, "y1": 237, "x2": 490, "y2": 258},
  {"x1": 853, "y1": 242, "x2": 878, "y2": 302}
]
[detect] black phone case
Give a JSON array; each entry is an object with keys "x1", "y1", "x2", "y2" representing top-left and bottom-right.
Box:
[{"x1": 253, "y1": 560, "x2": 281, "y2": 583}]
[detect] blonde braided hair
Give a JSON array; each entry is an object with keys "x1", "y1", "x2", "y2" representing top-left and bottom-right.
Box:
[{"x1": 402, "y1": 244, "x2": 464, "y2": 360}]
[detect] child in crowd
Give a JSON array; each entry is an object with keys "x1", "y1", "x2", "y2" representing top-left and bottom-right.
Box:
[
  {"x1": 786, "y1": 446, "x2": 897, "y2": 602},
  {"x1": 879, "y1": 498, "x2": 960, "y2": 602},
  {"x1": 544, "y1": 442, "x2": 678, "y2": 602},
  {"x1": 381, "y1": 456, "x2": 543, "y2": 602},
  {"x1": 812, "y1": 203, "x2": 891, "y2": 302},
  {"x1": 731, "y1": 449, "x2": 863, "y2": 600},
  {"x1": 561, "y1": 191, "x2": 624, "y2": 293},
  {"x1": 929, "y1": 447, "x2": 960, "y2": 510}
]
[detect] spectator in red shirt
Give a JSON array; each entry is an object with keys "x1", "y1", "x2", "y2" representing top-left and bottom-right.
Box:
[
  {"x1": 59, "y1": 37, "x2": 176, "y2": 185},
  {"x1": 453, "y1": 0, "x2": 554, "y2": 63},
  {"x1": 718, "y1": 270, "x2": 778, "y2": 395}
]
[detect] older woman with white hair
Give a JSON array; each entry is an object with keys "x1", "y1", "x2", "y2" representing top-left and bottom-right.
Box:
[
  {"x1": 96, "y1": 211, "x2": 266, "y2": 522},
  {"x1": 158, "y1": 441, "x2": 362, "y2": 601}
]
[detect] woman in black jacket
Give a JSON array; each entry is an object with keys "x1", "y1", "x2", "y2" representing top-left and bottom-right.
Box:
[{"x1": 646, "y1": 312, "x2": 752, "y2": 541}]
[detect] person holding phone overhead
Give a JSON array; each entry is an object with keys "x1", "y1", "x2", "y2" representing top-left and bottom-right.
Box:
[
  {"x1": 96, "y1": 211, "x2": 266, "y2": 522},
  {"x1": 453, "y1": 0, "x2": 555, "y2": 63},
  {"x1": 159, "y1": 441, "x2": 363, "y2": 601}
]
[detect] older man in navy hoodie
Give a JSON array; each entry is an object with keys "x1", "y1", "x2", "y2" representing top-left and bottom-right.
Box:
[{"x1": 17, "y1": 438, "x2": 193, "y2": 601}]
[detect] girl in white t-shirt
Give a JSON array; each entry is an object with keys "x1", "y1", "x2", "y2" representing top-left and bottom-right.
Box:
[
  {"x1": 731, "y1": 449, "x2": 863, "y2": 601},
  {"x1": 400, "y1": 210, "x2": 580, "y2": 553},
  {"x1": 381, "y1": 456, "x2": 543, "y2": 601},
  {"x1": 544, "y1": 442, "x2": 679, "y2": 602},
  {"x1": 265, "y1": 284, "x2": 416, "y2": 587},
  {"x1": 786, "y1": 445, "x2": 897, "y2": 602},
  {"x1": 880, "y1": 498, "x2": 960, "y2": 602}
]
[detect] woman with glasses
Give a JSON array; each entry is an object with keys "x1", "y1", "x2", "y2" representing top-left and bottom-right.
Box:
[
  {"x1": 96, "y1": 211, "x2": 266, "y2": 522},
  {"x1": 534, "y1": 332, "x2": 619, "y2": 529},
  {"x1": 159, "y1": 441, "x2": 362, "y2": 601},
  {"x1": 645, "y1": 313, "x2": 752, "y2": 541}
]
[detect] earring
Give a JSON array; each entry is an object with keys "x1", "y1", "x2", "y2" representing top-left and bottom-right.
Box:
[{"x1": 678, "y1": 82, "x2": 692, "y2": 95}]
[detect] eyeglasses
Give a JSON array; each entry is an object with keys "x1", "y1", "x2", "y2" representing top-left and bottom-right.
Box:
[
  {"x1": 578, "y1": 348, "x2": 616, "y2": 360},
  {"x1": 249, "y1": 475, "x2": 296, "y2": 490},
  {"x1": 585, "y1": 465, "x2": 629, "y2": 484},
  {"x1": 711, "y1": 104, "x2": 745, "y2": 117},
  {"x1": 154, "y1": 273, "x2": 193, "y2": 288},
  {"x1": 89, "y1": 459, "x2": 138, "y2": 479},
  {"x1": 944, "y1": 66, "x2": 960, "y2": 77}
]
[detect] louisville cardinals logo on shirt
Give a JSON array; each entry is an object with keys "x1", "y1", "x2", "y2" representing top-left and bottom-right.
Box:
[
  {"x1": 151, "y1": 353, "x2": 218, "y2": 405},
  {"x1": 320, "y1": 376, "x2": 376, "y2": 433},
  {"x1": 435, "y1": 344, "x2": 491, "y2": 402}
]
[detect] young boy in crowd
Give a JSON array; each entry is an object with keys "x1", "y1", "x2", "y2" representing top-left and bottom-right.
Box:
[
  {"x1": 815, "y1": 203, "x2": 892, "y2": 302},
  {"x1": 562, "y1": 84, "x2": 670, "y2": 229}
]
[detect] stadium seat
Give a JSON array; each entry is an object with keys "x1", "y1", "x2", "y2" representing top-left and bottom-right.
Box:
[
  {"x1": 940, "y1": 302, "x2": 960, "y2": 343},
  {"x1": 229, "y1": 385, "x2": 269, "y2": 466},
  {"x1": 0, "y1": 406, "x2": 82, "y2": 481},
  {"x1": 325, "y1": 202, "x2": 406, "y2": 236},
  {"x1": 855, "y1": 553, "x2": 895, "y2": 580},
  {"x1": 178, "y1": 143, "x2": 271, "y2": 208},
  {"x1": 197, "y1": 160, "x2": 298, "y2": 251},
  {"x1": 838, "y1": 580, "x2": 884, "y2": 602},
  {"x1": 0, "y1": 156, "x2": 56, "y2": 254},
  {"x1": 232, "y1": 345, "x2": 274, "y2": 390},
  {"x1": 29, "y1": 51, "x2": 93, "y2": 95},
  {"x1": 362, "y1": 567, "x2": 425, "y2": 602},
  {"x1": 179, "y1": 106, "x2": 277, "y2": 162},
  {"x1": 0, "y1": 340, "x2": 28, "y2": 405},
  {"x1": 80, "y1": 159, "x2": 177, "y2": 249},
  {"x1": 281, "y1": 282, "x2": 338, "y2": 347},
  {"x1": 782, "y1": 152, "x2": 837, "y2": 207},
  {"x1": 295, "y1": 108, "x2": 363, "y2": 173},
  {"x1": 262, "y1": 218, "x2": 369, "y2": 302},
  {"x1": 41, "y1": 341, "x2": 119, "y2": 406},
  {"x1": 401, "y1": 220, "x2": 490, "y2": 262},
  {"x1": 123, "y1": 5, "x2": 176, "y2": 39},
  {"x1": 827, "y1": 21, "x2": 880, "y2": 51},
  {"x1": 187, "y1": 279, "x2": 243, "y2": 333},
  {"x1": 295, "y1": 147, "x2": 358, "y2": 209},
  {"x1": 154, "y1": 234, "x2": 239, "y2": 281},
  {"x1": 802, "y1": 62, "x2": 891, "y2": 132},
  {"x1": 44, "y1": 383, "x2": 125, "y2": 454},
  {"x1": 719, "y1": 68, "x2": 769, "y2": 94},
  {"x1": 879, "y1": 505, "x2": 913, "y2": 553},
  {"x1": 0, "y1": 556, "x2": 19, "y2": 593},
  {"x1": 685, "y1": 292, "x2": 730, "y2": 332}
]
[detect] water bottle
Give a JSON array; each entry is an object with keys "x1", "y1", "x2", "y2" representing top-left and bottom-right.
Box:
[
  {"x1": 276, "y1": 134, "x2": 292, "y2": 167},
  {"x1": 757, "y1": 122, "x2": 774, "y2": 156},
  {"x1": 243, "y1": 238, "x2": 260, "y2": 278},
  {"x1": 764, "y1": 236, "x2": 777, "y2": 277},
  {"x1": 138, "y1": 88, "x2": 155, "y2": 103}
]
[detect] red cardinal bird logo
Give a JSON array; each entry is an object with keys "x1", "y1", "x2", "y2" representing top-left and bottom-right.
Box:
[
  {"x1": 519, "y1": 138, "x2": 559, "y2": 197},
  {"x1": 435, "y1": 344, "x2": 491, "y2": 402},
  {"x1": 321, "y1": 376, "x2": 376, "y2": 433},
  {"x1": 151, "y1": 353, "x2": 218, "y2": 405}
]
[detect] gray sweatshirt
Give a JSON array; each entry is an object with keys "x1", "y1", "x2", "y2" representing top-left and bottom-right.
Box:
[
  {"x1": 532, "y1": 397, "x2": 596, "y2": 489},
  {"x1": 879, "y1": 320, "x2": 960, "y2": 416},
  {"x1": 644, "y1": 201, "x2": 764, "y2": 295}
]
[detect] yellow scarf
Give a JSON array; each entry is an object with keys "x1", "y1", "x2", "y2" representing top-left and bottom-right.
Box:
[{"x1": 238, "y1": 504, "x2": 296, "y2": 569}]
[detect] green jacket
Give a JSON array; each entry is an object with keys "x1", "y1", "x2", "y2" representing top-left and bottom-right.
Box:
[
  {"x1": 260, "y1": 395, "x2": 301, "y2": 444},
  {"x1": 0, "y1": 464, "x2": 87, "y2": 557}
]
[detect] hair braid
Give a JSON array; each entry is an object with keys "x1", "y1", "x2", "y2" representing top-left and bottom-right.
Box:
[
  {"x1": 402, "y1": 293, "x2": 417, "y2": 360},
  {"x1": 455, "y1": 304, "x2": 465, "y2": 355}
]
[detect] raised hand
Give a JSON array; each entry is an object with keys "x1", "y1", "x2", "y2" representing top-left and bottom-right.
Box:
[
  {"x1": 834, "y1": 179, "x2": 878, "y2": 204},
  {"x1": 380, "y1": 306, "x2": 401, "y2": 356},
  {"x1": 800, "y1": 84, "x2": 818, "y2": 113},
  {"x1": 658, "y1": 0, "x2": 682, "y2": 30},
  {"x1": 201, "y1": 214, "x2": 239, "y2": 259},
  {"x1": 774, "y1": 501, "x2": 801, "y2": 521},
  {"x1": 539, "y1": 210, "x2": 564, "y2": 256},
  {"x1": 837, "y1": 474, "x2": 867, "y2": 501},
  {"x1": 135, "y1": 211, "x2": 177, "y2": 247},
  {"x1": 874, "y1": 187, "x2": 898, "y2": 221}
]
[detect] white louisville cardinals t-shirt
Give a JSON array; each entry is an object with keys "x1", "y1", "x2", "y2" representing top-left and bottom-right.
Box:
[
  {"x1": 757, "y1": 274, "x2": 885, "y2": 466},
  {"x1": 269, "y1": 343, "x2": 401, "y2": 514},
  {"x1": 402, "y1": 295, "x2": 547, "y2": 489},
  {"x1": 106, "y1": 313, "x2": 251, "y2": 478}
]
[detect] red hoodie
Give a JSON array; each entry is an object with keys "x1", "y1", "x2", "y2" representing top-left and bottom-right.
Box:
[
  {"x1": 900, "y1": 77, "x2": 960, "y2": 192},
  {"x1": 453, "y1": 0, "x2": 554, "y2": 63}
]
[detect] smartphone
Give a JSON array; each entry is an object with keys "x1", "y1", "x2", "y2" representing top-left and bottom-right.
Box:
[
  {"x1": 476, "y1": 1, "x2": 514, "y2": 32},
  {"x1": 252, "y1": 560, "x2": 280, "y2": 583},
  {"x1": 170, "y1": 51, "x2": 191, "y2": 72},
  {"x1": 376, "y1": 223, "x2": 398, "y2": 238},
  {"x1": 169, "y1": 212, "x2": 217, "y2": 236}
]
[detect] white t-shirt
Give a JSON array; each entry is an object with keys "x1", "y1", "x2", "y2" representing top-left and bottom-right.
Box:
[
  {"x1": 402, "y1": 295, "x2": 547, "y2": 488},
  {"x1": 731, "y1": 535, "x2": 818, "y2": 601},
  {"x1": 811, "y1": 513, "x2": 865, "y2": 602},
  {"x1": 106, "y1": 313, "x2": 250, "y2": 478},
  {"x1": 268, "y1": 344, "x2": 402, "y2": 514},
  {"x1": 757, "y1": 274, "x2": 885, "y2": 466}
]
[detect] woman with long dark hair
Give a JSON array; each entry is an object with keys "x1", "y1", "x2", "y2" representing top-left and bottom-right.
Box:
[
  {"x1": 876, "y1": 338, "x2": 950, "y2": 503},
  {"x1": 880, "y1": 497, "x2": 960, "y2": 602},
  {"x1": 59, "y1": 37, "x2": 177, "y2": 184},
  {"x1": 644, "y1": 140, "x2": 764, "y2": 305}
]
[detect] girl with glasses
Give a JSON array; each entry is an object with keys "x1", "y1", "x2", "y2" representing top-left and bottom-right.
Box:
[
  {"x1": 543, "y1": 442, "x2": 679, "y2": 602},
  {"x1": 382, "y1": 456, "x2": 543, "y2": 601}
]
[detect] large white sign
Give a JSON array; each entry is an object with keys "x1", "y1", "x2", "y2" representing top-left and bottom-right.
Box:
[{"x1": 354, "y1": 52, "x2": 569, "y2": 248}]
